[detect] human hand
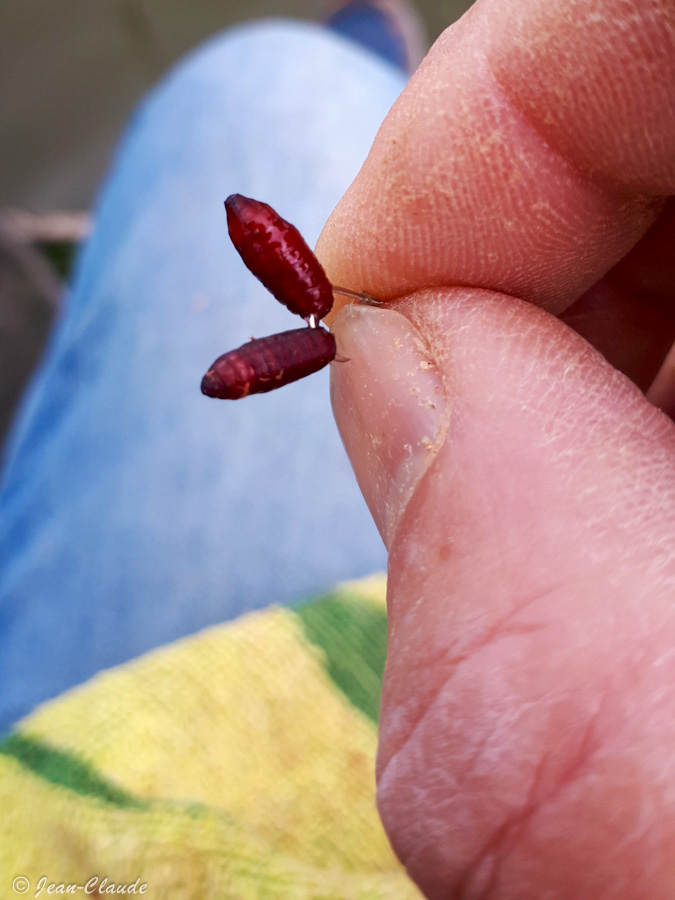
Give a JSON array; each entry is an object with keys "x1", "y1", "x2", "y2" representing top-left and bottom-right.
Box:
[{"x1": 316, "y1": 1, "x2": 675, "y2": 897}]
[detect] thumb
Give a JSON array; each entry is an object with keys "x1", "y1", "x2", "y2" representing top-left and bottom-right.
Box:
[{"x1": 331, "y1": 289, "x2": 675, "y2": 899}]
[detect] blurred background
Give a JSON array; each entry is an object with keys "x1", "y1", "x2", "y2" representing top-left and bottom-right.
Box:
[
  {"x1": 0, "y1": 0, "x2": 471, "y2": 448},
  {"x1": 1, "y1": 6, "x2": 477, "y2": 890}
]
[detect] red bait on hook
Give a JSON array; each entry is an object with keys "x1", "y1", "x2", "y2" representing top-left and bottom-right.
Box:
[
  {"x1": 225, "y1": 194, "x2": 334, "y2": 322},
  {"x1": 201, "y1": 194, "x2": 379, "y2": 400},
  {"x1": 201, "y1": 327, "x2": 336, "y2": 399}
]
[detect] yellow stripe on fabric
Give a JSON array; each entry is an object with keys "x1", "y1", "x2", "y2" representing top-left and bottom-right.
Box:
[
  {"x1": 15, "y1": 587, "x2": 399, "y2": 875},
  {"x1": 0, "y1": 753, "x2": 421, "y2": 899}
]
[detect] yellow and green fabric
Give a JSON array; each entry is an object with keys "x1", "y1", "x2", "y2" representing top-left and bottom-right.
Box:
[{"x1": 0, "y1": 575, "x2": 421, "y2": 898}]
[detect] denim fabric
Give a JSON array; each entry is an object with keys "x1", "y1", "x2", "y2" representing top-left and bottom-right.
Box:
[
  {"x1": 328, "y1": 1, "x2": 412, "y2": 72},
  {"x1": 0, "y1": 21, "x2": 405, "y2": 731}
]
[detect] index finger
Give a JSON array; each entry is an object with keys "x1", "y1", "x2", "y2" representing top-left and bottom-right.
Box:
[{"x1": 317, "y1": 0, "x2": 675, "y2": 313}]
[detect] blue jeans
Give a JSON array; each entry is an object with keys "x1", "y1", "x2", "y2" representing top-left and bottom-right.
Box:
[{"x1": 0, "y1": 21, "x2": 405, "y2": 732}]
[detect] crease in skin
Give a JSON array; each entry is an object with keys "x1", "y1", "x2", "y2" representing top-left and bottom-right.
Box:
[
  {"x1": 379, "y1": 624, "x2": 613, "y2": 899},
  {"x1": 331, "y1": 298, "x2": 452, "y2": 547},
  {"x1": 475, "y1": 59, "x2": 662, "y2": 314},
  {"x1": 482, "y1": 0, "x2": 675, "y2": 196},
  {"x1": 378, "y1": 681, "x2": 611, "y2": 900},
  {"x1": 480, "y1": 57, "x2": 662, "y2": 217},
  {"x1": 378, "y1": 320, "x2": 450, "y2": 546},
  {"x1": 385, "y1": 314, "x2": 451, "y2": 548},
  {"x1": 457, "y1": 694, "x2": 607, "y2": 899},
  {"x1": 378, "y1": 573, "x2": 563, "y2": 781}
]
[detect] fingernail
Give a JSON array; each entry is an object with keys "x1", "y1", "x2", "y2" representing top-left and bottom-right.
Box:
[{"x1": 331, "y1": 304, "x2": 447, "y2": 546}]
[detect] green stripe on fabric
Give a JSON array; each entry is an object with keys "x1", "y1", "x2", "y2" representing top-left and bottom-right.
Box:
[
  {"x1": 0, "y1": 733, "x2": 146, "y2": 808},
  {"x1": 293, "y1": 591, "x2": 388, "y2": 723}
]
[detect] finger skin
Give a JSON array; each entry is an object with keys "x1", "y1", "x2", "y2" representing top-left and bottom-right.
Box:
[
  {"x1": 319, "y1": 2, "x2": 675, "y2": 896},
  {"x1": 316, "y1": 0, "x2": 674, "y2": 312},
  {"x1": 485, "y1": 0, "x2": 675, "y2": 195},
  {"x1": 370, "y1": 289, "x2": 675, "y2": 899}
]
